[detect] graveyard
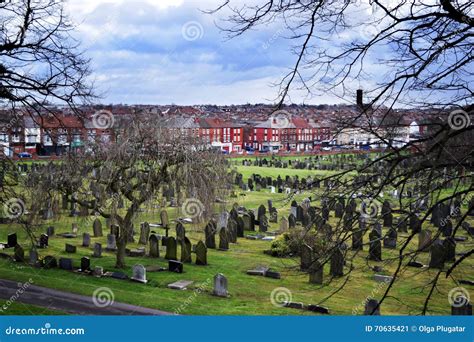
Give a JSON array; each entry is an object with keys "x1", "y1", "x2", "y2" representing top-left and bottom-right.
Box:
[{"x1": 0, "y1": 152, "x2": 472, "y2": 316}]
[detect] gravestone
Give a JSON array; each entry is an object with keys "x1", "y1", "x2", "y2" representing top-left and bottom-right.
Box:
[
  {"x1": 410, "y1": 214, "x2": 421, "y2": 233},
  {"x1": 227, "y1": 219, "x2": 238, "y2": 243},
  {"x1": 219, "y1": 228, "x2": 229, "y2": 251},
  {"x1": 59, "y1": 257, "x2": 73, "y2": 270},
  {"x1": 259, "y1": 215, "x2": 268, "y2": 233},
  {"x1": 14, "y1": 245, "x2": 24, "y2": 262},
  {"x1": 106, "y1": 234, "x2": 117, "y2": 251},
  {"x1": 92, "y1": 243, "x2": 102, "y2": 258},
  {"x1": 213, "y1": 273, "x2": 228, "y2": 297},
  {"x1": 300, "y1": 244, "x2": 313, "y2": 271},
  {"x1": 43, "y1": 255, "x2": 57, "y2": 269},
  {"x1": 236, "y1": 217, "x2": 244, "y2": 237},
  {"x1": 65, "y1": 243, "x2": 76, "y2": 253},
  {"x1": 181, "y1": 237, "x2": 192, "y2": 263},
  {"x1": 168, "y1": 260, "x2": 183, "y2": 273},
  {"x1": 80, "y1": 257, "x2": 90, "y2": 271},
  {"x1": 93, "y1": 218, "x2": 103, "y2": 237},
  {"x1": 38, "y1": 234, "x2": 48, "y2": 248},
  {"x1": 429, "y1": 239, "x2": 446, "y2": 269},
  {"x1": 242, "y1": 214, "x2": 253, "y2": 231},
  {"x1": 149, "y1": 234, "x2": 160, "y2": 258},
  {"x1": 82, "y1": 233, "x2": 90, "y2": 247},
  {"x1": 443, "y1": 238, "x2": 456, "y2": 262},
  {"x1": 364, "y1": 299, "x2": 380, "y2": 315},
  {"x1": 369, "y1": 230, "x2": 382, "y2": 261},
  {"x1": 46, "y1": 226, "x2": 55, "y2": 236},
  {"x1": 418, "y1": 230, "x2": 432, "y2": 251},
  {"x1": 205, "y1": 222, "x2": 216, "y2": 249},
  {"x1": 110, "y1": 225, "x2": 120, "y2": 239},
  {"x1": 279, "y1": 217, "x2": 289, "y2": 233},
  {"x1": 397, "y1": 217, "x2": 408, "y2": 233},
  {"x1": 160, "y1": 210, "x2": 169, "y2": 235},
  {"x1": 383, "y1": 228, "x2": 397, "y2": 249},
  {"x1": 288, "y1": 214, "x2": 296, "y2": 229},
  {"x1": 131, "y1": 264, "x2": 147, "y2": 283},
  {"x1": 330, "y1": 248, "x2": 344, "y2": 277},
  {"x1": 139, "y1": 222, "x2": 150, "y2": 245},
  {"x1": 308, "y1": 260, "x2": 323, "y2": 284},
  {"x1": 165, "y1": 237, "x2": 177, "y2": 260},
  {"x1": 72, "y1": 223, "x2": 78, "y2": 234},
  {"x1": 176, "y1": 222, "x2": 186, "y2": 243},
  {"x1": 7, "y1": 233, "x2": 17, "y2": 248},
  {"x1": 29, "y1": 249, "x2": 38, "y2": 265},
  {"x1": 195, "y1": 240, "x2": 207, "y2": 265},
  {"x1": 352, "y1": 229, "x2": 363, "y2": 250}
]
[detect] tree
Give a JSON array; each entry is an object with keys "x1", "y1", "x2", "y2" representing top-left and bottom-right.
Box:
[
  {"x1": 214, "y1": 0, "x2": 473, "y2": 314},
  {"x1": 28, "y1": 115, "x2": 229, "y2": 268}
]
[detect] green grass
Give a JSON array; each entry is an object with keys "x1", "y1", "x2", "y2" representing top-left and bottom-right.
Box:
[
  {"x1": 0, "y1": 162, "x2": 472, "y2": 316},
  {"x1": 0, "y1": 299, "x2": 65, "y2": 315}
]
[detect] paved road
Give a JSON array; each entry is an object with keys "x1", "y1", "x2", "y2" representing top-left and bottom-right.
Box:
[{"x1": 0, "y1": 278, "x2": 172, "y2": 315}]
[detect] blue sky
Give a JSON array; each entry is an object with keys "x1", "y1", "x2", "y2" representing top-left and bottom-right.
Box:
[{"x1": 66, "y1": 0, "x2": 348, "y2": 105}]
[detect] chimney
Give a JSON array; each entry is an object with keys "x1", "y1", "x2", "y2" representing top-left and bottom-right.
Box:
[{"x1": 356, "y1": 89, "x2": 363, "y2": 108}]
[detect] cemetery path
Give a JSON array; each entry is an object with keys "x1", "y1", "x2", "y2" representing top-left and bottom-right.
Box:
[{"x1": 0, "y1": 278, "x2": 172, "y2": 315}]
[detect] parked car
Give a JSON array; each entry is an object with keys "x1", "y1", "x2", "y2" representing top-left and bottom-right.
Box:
[{"x1": 17, "y1": 152, "x2": 32, "y2": 159}]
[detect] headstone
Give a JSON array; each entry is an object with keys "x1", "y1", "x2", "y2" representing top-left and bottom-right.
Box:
[
  {"x1": 7, "y1": 233, "x2": 17, "y2": 248},
  {"x1": 93, "y1": 218, "x2": 103, "y2": 237},
  {"x1": 168, "y1": 260, "x2": 183, "y2": 273},
  {"x1": 176, "y1": 222, "x2": 186, "y2": 243},
  {"x1": 352, "y1": 229, "x2": 363, "y2": 250},
  {"x1": 149, "y1": 234, "x2": 160, "y2": 258},
  {"x1": 14, "y1": 245, "x2": 24, "y2": 262},
  {"x1": 80, "y1": 257, "x2": 90, "y2": 271},
  {"x1": 71, "y1": 223, "x2": 78, "y2": 234},
  {"x1": 279, "y1": 217, "x2": 289, "y2": 233},
  {"x1": 38, "y1": 234, "x2": 48, "y2": 248},
  {"x1": 131, "y1": 264, "x2": 147, "y2": 283},
  {"x1": 106, "y1": 234, "x2": 117, "y2": 251},
  {"x1": 181, "y1": 237, "x2": 192, "y2": 263},
  {"x1": 205, "y1": 222, "x2": 216, "y2": 249},
  {"x1": 219, "y1": 228, "x2": 229, "y2": 251},
  {"x1": 288, "y1": 214, "x2": 296, "y2": 229},
  {"x1": 82, "y1": 233, "x2": 90, "y2": 247},
  {"x1": 383, "y1": 228, "x2": 397, "y2": 249},
  {"x1": 59, "y1": 257, "x2": 73, "y2": 270},
  {"x1": 46, "y1": 226, "x2": 55, "y2": 236},
  {"x1": 236, "y1": 217, "x2": 244, "y2": 237},
  {"x1": 330, "y1": 248, "x2": 344, "y2": 277},
  {"x1": 65, "y1": 243, "x2": 76, "y2": 253},
  {"x1": 213, "y1": 273, "x2": 228, "y2": 297},
  {"x1": 168, "y1": 280, "x2": 194, "y2": 290},
  {"x1": 139, "y1": 222, "x2": 150, "y2": 245},
  {"x1": 428, "y1": 239, "x2": 445, "y2": 269},
  {"x1": 165, "y1": 237, "x2": 177, "y2": 260},
  {"x1": 195, "y1": 241, "x2": 207, "y2": 265},
  {"x1": 259, "y1": 214, "x2": 268, "y2": 233},
  {"x1": 364, "y1": 299, "x2": 380, "y2": 315},
  {"x1": 418, "y1": 230, "x2": 432, "y2": 251},
  {"x1": 369, "y1": 230, "x2": 382, "y2": 261},
  {"x1": 43, "y1": 255, "x2": 57, "y2": 269},
  {"x1": 300, "y1": 244, "x2": 313, "y2": 271},
  {"x1": 443, "y1": 237, "x2": 456, "y2": 262},
  {"x1": 93, "y1": 266, "x2": 104, "y2": 277},
  {"x1": 92, "y1": 243, "x2": 102, "y2": 258},
  {"x1": 29, "y1": 249, "x2": 39, "y2": 265},
  {"x1": 308, "y1": 260, "x2": 323, "y2": 284}
]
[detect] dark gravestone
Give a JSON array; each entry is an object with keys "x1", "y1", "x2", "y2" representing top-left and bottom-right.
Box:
[
  {"x1": 59, "y1": 257, "x2": 73, "y2": 270},
  {"x1": 288, "y1": 214, "x2": 296, "y2": 229},
  {"x1": 149, "y1": 234, "x2": 160, "y2": 258},
  {"x1": 219, "y1": 228, "x2": 229, "y2": 251},
  {"x1": 330, "y1": 248, "x2": 344, "y2": 277},
  {"x1": 369, "y1": 230, "x2": 382, "y2": 261},
  {"x1": 139, "y1": 222, "x2": 150, "y2": 245},
  {"x1": 308, "y1": 260, "x2": 323, "y2": 284},
  {"x1": 397, "y1": 217, "x2": 408, "y2": 233},
  {"x1": 195, "y1": 240, "x2": 207, "y2": 265},
  {"x1": 176, "y1": 222, "x2": 186, "y2": 243},
  {"x1": 29, "y1": 249, "x2": 39, "y2": 265},
  {"x1": 418, "y1": 230, "x2": 432, "y2": 251},
  {"x1": 236, "y1": 217, "x2": 245, "y2": 237},
  {"x1": 65, "y1": 244, "x2": 76, "y2": 253},
  {"x1": 352, "y1": 229, "x2": 363, "y2": 250},
  {"x1": 14, "y1": 245, "x2": 24, "y2": 262},
  {"x1": 165, "y1": 237, "x2": 177, "y2": 260},
  {"x1": 110, "y1": 225, "x2": 120, "y2": 239},
  {"x1": 93, "y1": 218, "x2": 103, "y2": 237},
  {"x1": 46, "y1": 226, "x2": 55, "y2": 236},
  {"x1": 429, "y1": 239, "x2": 446, "y2": 269},
  {"x1": 364, "y1": 299, "x2": 381, "y2": 315},
  {"x1": 443, "y1": 238, "x2": 456, "y2": 262},
  {"x1": 205, "y1": 222, "x2": 216, "y2": 249},
  {"x1": 38, "y1": 234, "x2": 48, "y2": 248},
  {"x1": 92, "y1": 243, "x2": 102, "y2": 258},
  {"x1": 7, "y1": 233, "x2": 17, "y2": 248},
  {"x1": 334, "y1": 203, "x2": 344, "y2": 218},
  {"x1": 82, "y1": 233, "x2": 90, "y2": 247},
  {"x1": 242, "y1": 214, "x2": 253, "y2": 231},
  {"x1": 80, "y1": 257, "x2": 90, "y2": 271},
  {"x1": 259, "y1": 215, "x2": 268, "y2": 233},
  {"x1": 257, "y1": 204, "x2": 266, "y2": 220},
  {"x1": 383, "y1": 228, "x2": 397, "y2": 249},
  {"x1": 43, "y1": 255, "x2": 58, "y2": 269},
  {"x1": 181, "y1": 237, "x2": 192, "y2": 263},
  {"x1": 300, "y1": 244, "x2": 313, "y2": 271},
  {"x1": 410, "y1": 214, "x2": 421, "y2": 234},
  {"x1": 168, "y1": 260, "x2": 183, "y2": 273},
  {"x1": 106, "y1": 234, "x2": 117, "y2": 251},
  {"x1": 228, "y1": 219, "x2": 238, "y2": 243}
]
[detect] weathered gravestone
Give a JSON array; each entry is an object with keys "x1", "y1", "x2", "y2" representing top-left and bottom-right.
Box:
[
  {"x1": 165, "y1": 237, "x2": 177, "y2": 260},
  {"x1": 106, "y1": 234, "x2": 117, "y2": 251},
  {"x1": 160, "y1": 210, "x2": 170, "y2": 236},
  {"x1": 169, "y1": 260, "x2": 183, "y2": 273},
  {"x1": 383, "y1": 228, "x2": 397, "y2": 249},
  {"x1": 195, "y1": 240, "x2": 207, "y2": 266},
  {"x1": 43, "y1": 255, "x2": 57, "y2": 269},
  {"x1": 219, "y1": 228, "x2": 229, "y2": 251},
  {"x1": 213, "y1": 273, "x2": 229, "y2": 297},
  {"x1": 59, "y1": 257, "x2": 73, "y2": 270},
  {"x1": 418, "y1": 230, "x2": 432, "y2": 251},
  {"x1": 300, "y1": 244, "x2": 313, "y2": 271},
  {"x1": 176, "y1": 222, "x2": 186, "y2": 243},
  {"x1": 352, "y1": 229, "x2": 363, "y2": 250},
  {"x1": 46, "y1": 226, "x2": 55, "y2": 236},
  {"x1": 139, "y1": 222, "x2": 150, "y2": 245},
  {"x1": 259, "y1": 215, "x2": 268, "y2": 233},
  {"x1": 93, "y1": 218, "x2": 103, "y2": 237},
  {"x1": 279, "y1": 217, "x2": 289, "y2": 233},
  {"x1": 7, "y1": 233, "x2": 17, "y2": 248},
  {"x1": 38, "y1": 234, "x2": 48, "y2": 248},
  {"x1": 92, "y1": 243, "x2": 102, "y2": 258},
  {"x1": 80, "y1": 257, "x2": 90, "y2": 271},
  {"x1": 82, "y1": 233, "x2": 90, "y2": 247},
  {"x1": 288, "y1": 214, "x2": 296, "y2": 229},
  {"x1": 149, "y1": 234, "x2": 160, "y2": 258},
  {"x1": 205, "y1": 222, "x2": 216, "y2": 249},
  {"x1": 369, "y1": 230, "x2": 382, "y2": 261},
  {"x1": 330, "y1": 248, "x2": 344, "y2": 277},
  {"x1": 236, "y1": 217, "x2": 245, "y2": 237},
  {"x1": 429, "y1": 239, "x2": 446, "y2": 269},
  {"x1": 131, "y1": 264, "x2": 147, "y2": 283},
  {"x1": 364, "y1": 299, "x2": 381, "y2": 315},
  {"x1": 181, "y1": 237, "x2": 192, "y2": 263},
  {"x1": 308, "y1": 260, "x2": 323, "y2": 284},
  {"x1": 14, "y1": 245, "x2": 24, "y2": 262},
  {"x1": 65, "y1": 243, "x2": 76, "y2": 253}
]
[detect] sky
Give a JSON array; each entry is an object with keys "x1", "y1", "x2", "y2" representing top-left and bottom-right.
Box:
[{"x1": 65, "y1": 0, "x2": 349, "y2": 106}]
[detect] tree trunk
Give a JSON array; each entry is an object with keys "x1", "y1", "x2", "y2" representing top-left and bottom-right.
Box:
[{"x1": 115, "y1": 239, "x2": 127, "y2": 269}]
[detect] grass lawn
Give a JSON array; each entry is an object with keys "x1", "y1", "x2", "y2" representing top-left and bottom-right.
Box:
[{"x1": 0, "y1": 163, "x2": 472, "y2": 315}]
